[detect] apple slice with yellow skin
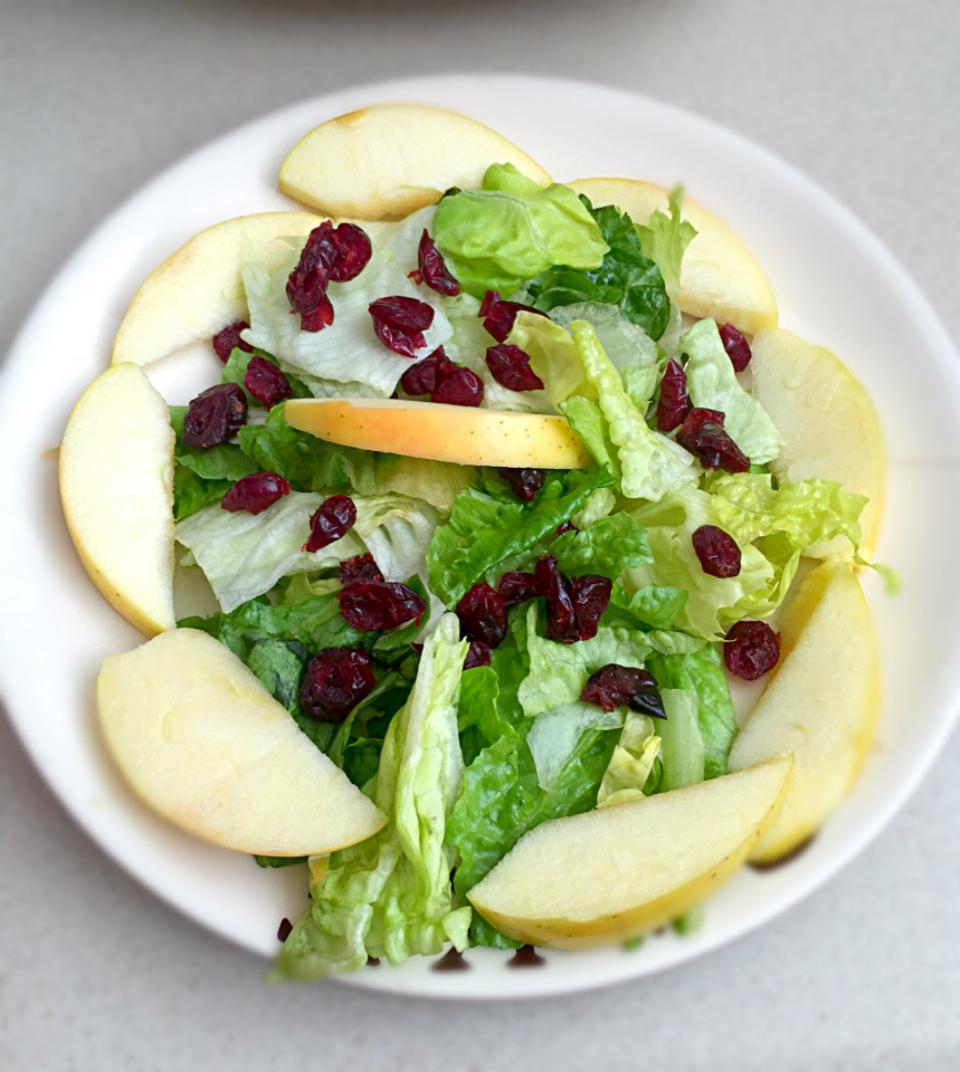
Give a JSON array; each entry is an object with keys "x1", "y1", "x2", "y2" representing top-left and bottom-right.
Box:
[
  {"x1": 729, "y1": 561, "x2": 881, "y2": 863},
  {"x1": 98, "y1": 629, "x2": 386, "y2": 856},
  {"x1": 749, "y1": 328, "x2": 885, "y2": 558},
  {"x1": 111, "y1": 211, "x2": 324, "y2": 366},
  {"x1": 568, "y1": 178, "x2": 778, "y2": 336},
  {"x1": 279, "y1": 104, "x2": 552, "y2": 220},
  {"x1": 284, "y1": 398, "x2": 592, "y2": 469},
  {"x1": 60, "y1": 363, "x2": 175, "y2": 635},
  {"x1": 468, "y1": 756, "x2": 792, "y2": 949}
]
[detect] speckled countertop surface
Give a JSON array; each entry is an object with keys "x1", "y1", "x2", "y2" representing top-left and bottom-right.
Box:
[{"x1": 2, "y1": 1, "x2": 958, "y2": 1068}]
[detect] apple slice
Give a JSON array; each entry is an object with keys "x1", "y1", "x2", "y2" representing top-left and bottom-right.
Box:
[
  {"x1": 98, "y1": 629, "x2": 386, "y2": 856},
  {"x1": 468, "y1": 756, "x2": 792, "y2": 948},
  {"x1": 111, "y1": 211, "x2": 322, "y2": 366},
  {"x1": 60, "y1": 363, "x2": 175, "y2": 635},
  {"x1": 749, "y1": 328, "x2": 885, "y2": 558},
  {"x1": 279, "y1": 104, "x2": 552, "y2": 220},
  {"x1": 729, "y1": 561, "x2": 880, "y2": 862},
  {"x1": 284, "y1": 398, "x2": 592, "y2": 469},
  {"x1": 568, "y1": 177, "x2": 778, "y2": 336}
]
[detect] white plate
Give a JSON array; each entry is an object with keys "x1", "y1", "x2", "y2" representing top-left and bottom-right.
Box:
[{"x1": 2, "y1": 75, "x2": 959, "y2": 1001}]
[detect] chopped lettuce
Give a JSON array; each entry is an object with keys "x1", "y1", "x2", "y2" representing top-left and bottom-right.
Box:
[
  {"x1": 647, "y1": 646, "x2": 737, "y2": 780},
  {"x1": 432, "y1": 164, "x2": 608, "y2": 297},
  {"x1": 506, "y1": 312, "x2": 587, "y2": 407},
  {"x1": 597, "y1": 713, "x2": 661, "y2": 808},
  {"x1": 681, "y1": 319, "x2": 780, "y2": 464},
  {"x1": 176, "y1": 492, "x2": 437, "y2": 613},
  {"x1": 427, "y1": 467, "x2": 613, "y2": 606},
  {"x1": 569, "y1": 320, "x2": 696, "y2": 500},
  {"x1": 242, "y1": 236, "x2": 452, "y2": 398},
  {"x1": 635, "y1": 185, "x2": 697, "y2": 297},
  {"x1": 607, "y1": 579, "x2": 688, "y2": 631},
  {"x1": 346, "y1": 453, "x2": 474, "y2": 514},
  {"x1": 527, "y1": 701, "x2": 624, "y2": 789},
  {"x1": 657, "y1": 688, "x2": 706, "y2": 791},
  {"x1": 236, "y1": 404, "x2": 353, "y2": 492},
  {"x1": 275, "y1": 614, "x2": 470, "y2": 979},
  {"x1": 550, "y1": 512, "x2": 652, "y2": 579},
  {"x1": 531, "y1": 200, "x2": 672, "y2": 340}
]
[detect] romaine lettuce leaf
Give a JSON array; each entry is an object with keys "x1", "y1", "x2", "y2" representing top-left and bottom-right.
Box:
[
  {"x1": 550, "y1": 512, "x2": 652, "y2": 579},
  {"x1": 681, "y1": 319, "x2": 780, "y2": 464},
  {"x1": 635, "y1": 185, "x2": 697, "y2": 296},
  {"x1": 236, "y1": 404, "x2": 352, "y2": 492},
  {"x1": 274, "y1": 614, "x2": 470, "y2": 978},
  {"x1": 526, "y1": 701, "x2": 623, "y2": 789},
  {"x1": 569, "y1": 320, "x2": 696, "y2": 500},
  {"x1": 427, "y1": 467, "x2": 613, "y2": 606},
  {"x1": 432, "y1": 164, "x2": 608, "y2": 298},
  {"x1": 657, "y1": 688, "x2": 705, "y2": 791},
  {"x1": 176, "y1": 492, "x2": 437, "y2": 613},
  {"x1": 596, "y1": 713, "x2": 660, "y2": 808}
]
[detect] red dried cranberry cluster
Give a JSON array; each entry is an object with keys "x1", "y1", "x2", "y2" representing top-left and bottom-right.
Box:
[
  {"x1": 409, "y1": 230, "x2": 460, "y2": 296},
  {"x1": 656, "y1": 358, "x2": 690, "y2": 432},
  {"x1": 479, "y1": 290, "x2": 548, "y2": 342},
  {"x1": 399, "y1": 347, "x2": 482, "y2": 407},
  {"x1": 534, "y1": 555, "x2": 611, "y2": 644},
  {"x1": 723, "y1": 620, "x2": 781, "y2": 679},
  {"x1": 212, "y1": 320, "x2": 253, "y2": 363},
  {"x1": 183, "y1": 383, "x2": 247, "y2": 448},
  {"x1": 580, "y1": 664, "x2": 666, "y2": 719},
  {"x1": 303, "y1": 494, "x2": 357, "y2": 553},
  {"x1": 676, "y1": 407, "x2": 750, "y2": 472},
  {"x1": 499, "y1": 467, "x2": 546, "y2": 502},
  {"x1": 244, "y1": 355, "x2": 293, "y2": 408},
  {"x1": 286, "y1": 221, "x2": 372, "y2": 332},
  {"x1": 220, "y1": 471, "x2": 290, "y2": 515},
  {"x1": 299, "y1": 648, "x2": 376, "y2": 722},
  {"x1": 338, "y1": 581, "x2": 426, "y2": 632},
  {"x1": 456, "y1": 583, "x2": 508, "y2": 648}
]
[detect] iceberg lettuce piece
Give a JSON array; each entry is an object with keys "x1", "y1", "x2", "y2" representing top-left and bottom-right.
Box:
[
  {"x1": 275, "y1": 614, "x2": 470, "y2": 978},
  {"x1": 527, "y1": 702, "x2": 624, "y2": 790},
  {"x1": 681, "y1": 318, "x2": 780, "y2": 464}
]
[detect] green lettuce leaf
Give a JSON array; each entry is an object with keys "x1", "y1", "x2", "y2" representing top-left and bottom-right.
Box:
[
  {"x1": 681, "y1": 319, "x2": 780, "y2": 464},
  {"x1": 427, "y1": 467, "x2": 613, "y2": 606},
  {"x1": 606, "y1": 579, "x2": 688, "y2": 630},
  {"x1": 274, "y1": 614, "x2": 470, "y2": 978},
  {"x1": 173, "y1": 465, "x2": 230, "y2": 521},
  {"x1": 559, "y1": 396, "x2": 621, "y2": 480},
  {"x1": 550, "y1": 512, "x2": 652, "y2": 579},
  {"x1": 346, "y1": 453, "x2": 474, "y2": 514},
  {"x1": 657, "y1": 688, "x2": 706, "y2": 791},
  {"x1": 526, "y1": 701, "x2": 623, "y2": 789},
  {"x1": 635, "y1": 185, "x2": 697, "y2": 296},
  {"x1": 236, "y1": 404, "x2": 353, "y2": 491},
  {"x1": 176, "y1": 491, "x2": 437, "y2": 613},
  {"x1": 569, "y1": 320, "x2": 696, "y2": 500},
  {"x1": 596, "y1": 713, "x2": 661, "y2": 808},
  {"x1": 647, "y1": 646, "x2": 737, "y2": 780},
  {"x1": 531, "y1": 199, "x2": 671, "y2": 340},
  {"x1": 432, "y1": 164, "x2": 608, "y2": 298}
]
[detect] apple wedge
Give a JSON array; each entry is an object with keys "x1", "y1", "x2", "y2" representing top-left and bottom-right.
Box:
[
  {"x1": 111, "y1": 211, "x2": 322, "y2": 366},
  {"x1": 749, "y1": 328, "x2": 885, "y2": 558},
  {"x1": 283, "y1": 398, "x2": 592, "y2": 469},
  {"x1": 729, "y1": 561, "x2": 880, "y2": 863},
  {"x1": 568, "y1": 177, "x2": 778, "y2": 336},
  {"x1": 98, "y1": 629, "x2": 386, "y2": 856},
  {"x1": 60, "y1": 363, "x2": 175, "y2": 635},
  {"x1": 468, "y1": 756, "x2": 792, "y2": 948},
  {"x1": 279, "y1": 104, "x2": 552, "y2": 220}
]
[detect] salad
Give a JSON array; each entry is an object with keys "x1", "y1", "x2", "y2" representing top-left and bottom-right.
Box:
[{"x1": 59, "y1": 105, "x2": 886, "y2": 980}]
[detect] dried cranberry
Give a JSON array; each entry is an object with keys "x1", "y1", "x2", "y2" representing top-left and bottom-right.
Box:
[
  {"x1": 571, "y1": 575, "x2": 612, "y2": 641},
  {"x1": 724, "y1": 620, "x2": 781, "y2": 680},
  {"x1": 369, "y1": 296, "x2": 435, "y2": 357},
  {"x1": 400, "y1": 347, "x2": 454, "y2": 396},
  {"x1": 286, "y1": 228, "x2": 331, "y2": 315},
  {"x1": 486, "y1": 344, "x2": 545, "y2": 392},
  {"x1": 479, "y1": 291, "x2": 548, "y2": 342},
  {"x1": 656, "y1": 359, "x2": 690, "y2": 432},
  {"x1": 298, "y1": 647, "x2": 376, "y2": 722},
  {"x1": 212, "y1": 321, "x2": 252, "y2": 363},
  {"x1": 320, "y1": 222, "x2": 373, "y2": 283},
  {"x1": 431, "y1": 366, "x2": 484, "y2": 407},
  {"x1": 456, "y1": 583, "x2": 507, "y2": 648},
  {"x1": 535, "y1": 555, "x2": 579, "y2": 643},
  {"x1": 244, "y1": 355, "x2": 292, "y2": 408},
  {"x1": 719, "y1": 323, "x2": 752, "y2": 372},
  {"x1": 464, "y1": 640, "x2": 493, "y2": 670},
  {"x1": 676, "y1": 408, "x2": 750, "y2": 473},
  {"x1": 555, "y1": 521, "x2": 578, "y2": 536},
  {"x1": 581, "y1": 664, "x2": 666, "y2": 718},
  {"x1": 339, "y1": 553, "x2": 383, "y2": 586},
  {"x1": 499, "y1": 467, "x2": 546, "y2": 502},
  {"x1": 182, "y1": 383, "x2": 247, "y2": 448},
  {"x1": 220, "y1": 471, "x2": 290, "y2": 515},
  {"x1": 338, "y1": 581, "x2": 426, "y2": 632},
  {"x1": 303, "y1": 494, "x2": 356, "y2": 553},
  {"x1": 497, "y1": 571, "x2": 539, "y2": 608},
  {"x1": 410, "y1": 230, "x2": 460, "y2": 296},
  {"x1": 692, "y1": 525, "x2": 742, "y2": 578},
  {"x1": 277, "y1": 917, "x2": 293, "y2": 942},
  {"x1": 300, "y1": 296, "x2": 335, "y2": 333}
]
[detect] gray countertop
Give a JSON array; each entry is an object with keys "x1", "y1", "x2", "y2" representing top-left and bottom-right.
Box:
[{"x1": 2, "y1": 1, "x2": 958, "y2": 1068}]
